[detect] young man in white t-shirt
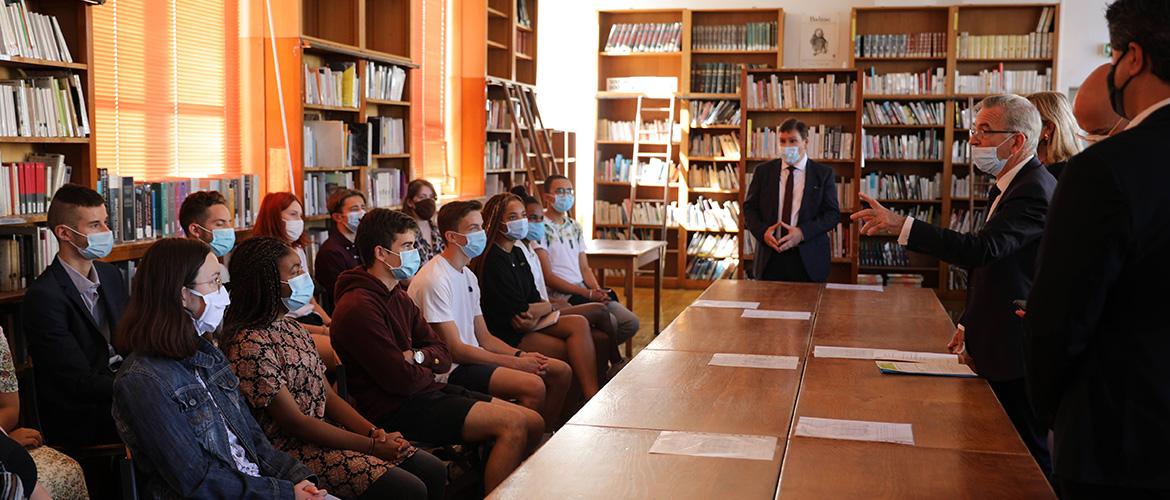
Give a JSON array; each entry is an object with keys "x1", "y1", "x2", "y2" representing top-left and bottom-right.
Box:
[
  {"x1": 408, "y1": 200, "x2": 571, "y2": 430},
  {"x1": 536, "y1": 175, "x2": 640, "y2": 346}
]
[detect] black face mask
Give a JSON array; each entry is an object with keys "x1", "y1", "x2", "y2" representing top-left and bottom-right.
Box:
[
  {"x1": 413, "y1": 198, "x2": 437, "y2": 220},
  {"x1": 1107, "y1": 46, "x2": 1136, "y2": 119}
]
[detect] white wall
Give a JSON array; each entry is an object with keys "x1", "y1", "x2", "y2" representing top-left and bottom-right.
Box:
[{"x1": 535, "y1": 0, "x2": 1113, "y2": 228}]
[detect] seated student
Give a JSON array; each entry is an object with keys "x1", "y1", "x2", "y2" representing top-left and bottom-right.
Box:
[
  {"x1": 0, "y1": 328, "x2": 87, "y2": 499},
  {"x1": 331, "y1": 209, "x2": 541, "y2": 494},
  {"x1": 512, "y1": 186, "x2": 625, "y2": 373},
  {"x1": 408, "y1": 201, "x2": 572, "y2": 429},
  {"x1": 536, "y1": 175, "x2": 639, "y2": 348},
  {"x1": 179, "y1": 190, "x2": 237, "y2": 282},
  {"x1": 401, "y1": 179, "x2": 444, "y2": 264},
  {"x1": 111, "y1": 238, "x2": 326, "y2": 499},
  {"x1": 223, "y1": 236, "x2": 445, "y2": 500},
  {"x1": 22, "y1": 184, "x2": 126, "y2": 448},
  {"x1": 472, "y1": 193, "x2": 601, "y2": 398},
  {"x1": 0, "y1": 431, "x2": 47, "y2": 500},
  {"x1": 314, "y1": 189, "x2": 366, "y2": 314},
  {"x1": 252, "y1": 192, "x2": 339, "y2": 370}
]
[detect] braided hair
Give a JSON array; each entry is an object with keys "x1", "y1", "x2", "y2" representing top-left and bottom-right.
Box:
[
  {"x1": 222, "y1": 236, "x2": 295, "y2": 355},
  {"x1": 470, "y1": 192, "x2": 521, "y2": 277}
]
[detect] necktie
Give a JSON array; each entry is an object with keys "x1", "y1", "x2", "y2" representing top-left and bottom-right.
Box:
[
  {"x1": 988, "y1": 184, "x2": 1001, "y2": 202},
  {"x1": 780, "y1": 166, "x2": 796, "y2": 237}
]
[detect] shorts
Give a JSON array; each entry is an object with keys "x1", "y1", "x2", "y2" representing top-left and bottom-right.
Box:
[
  {"x1": 378, "y1": 385, "x2": 492, "y2": 445},
  {"x1": 447, "y1": 363, "x2": 499, "y2": 394}
]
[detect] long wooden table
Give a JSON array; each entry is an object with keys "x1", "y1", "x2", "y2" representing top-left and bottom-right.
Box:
[
  {"x1": 489, "y1": 280, "x2": 1055, "y2": 499},
  {"x1": 585, "y1": 239, "x2": 667, "y2": 356}
]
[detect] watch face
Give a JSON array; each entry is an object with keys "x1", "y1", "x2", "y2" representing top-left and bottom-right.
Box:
[{"x1": 414, "y1": 351, "x2": 425, "y2": 363}]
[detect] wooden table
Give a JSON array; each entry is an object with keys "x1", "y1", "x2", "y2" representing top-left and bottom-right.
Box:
[{"x1": 585, "y1": 239, "x2": 667, "y2": 355}]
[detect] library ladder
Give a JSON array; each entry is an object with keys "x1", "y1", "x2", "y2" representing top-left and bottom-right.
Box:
[
  {"x1": 632, "y1": 95, "x2": 677, "y2": 237},
  {"x1": 503, "y1": 82, "x2": 558, "y2": 190}
]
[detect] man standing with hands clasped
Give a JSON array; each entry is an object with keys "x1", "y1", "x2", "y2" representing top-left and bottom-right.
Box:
[
  {"x1": 743, "y1": 118, "x2": 840, "y2": 282},
  {"x1": 850, "y1": 94, "x2": 1056, "y2": 480}
]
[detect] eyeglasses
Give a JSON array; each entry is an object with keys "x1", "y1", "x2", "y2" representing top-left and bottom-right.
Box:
[
  {"x1": 969, "y1": 128, "x2": 1021, "y2": 139},
  {"x1": 189, "y1": 276, "x2": 222, "y2": 290},
  {"x1": 553, "y1": 188, "x2": 574, "y2": 196}
]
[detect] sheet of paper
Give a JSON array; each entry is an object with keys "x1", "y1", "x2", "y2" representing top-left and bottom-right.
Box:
[
  {"x1": 877, "y1": 361, "x2": 977, "y2": 378},
  {"x1": 794, "y1": 416, "x2": 915, "y2": 446},
  {"x1": 709, "y1": 353, "x2": 799, "y2": 370},
  {"x1": 826, "y1": 283, "x2": 884, "y2": 292},
  {"x1": 813, "y1": 345, "x2": 958, "y2": 363},
  {"x1": 649, "y1": 431, "x2": 777, "y2": 461},
  {"x1": 691, "y1": 299, "x2": 760, "y2": 310},
  {"x1": 741, "y1": 309, "x2": 812, "y2": 320}
]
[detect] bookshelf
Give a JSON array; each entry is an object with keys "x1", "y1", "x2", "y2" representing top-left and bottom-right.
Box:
[{"x1": 850, "y1": 3, "x2": 1059, "y2": 305}]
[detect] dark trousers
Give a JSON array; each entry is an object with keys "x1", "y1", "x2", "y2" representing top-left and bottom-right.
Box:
[
  {"x1": 1058, "y1": 480, "x2": 1169, "y2": 500},
  {"x1": 988, "y1": 378, "x2": 1053, "y2": 481},
  {"x1": 761, "y1": 249, "x2": 811, "y2": 282}
]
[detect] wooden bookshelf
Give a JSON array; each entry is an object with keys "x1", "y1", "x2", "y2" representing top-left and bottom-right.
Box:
[{"x1": 850, "y1": 3, "x2": 1059, "y2": 305}]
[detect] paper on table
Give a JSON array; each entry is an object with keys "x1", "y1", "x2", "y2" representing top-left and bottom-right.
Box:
[
  {"x1": 826, "y1": 283, "x2": 884, "y2": 292},
  {"x1": 741, "y1": 309, "x2": 812, "y2": 320},
  {"x1": 814, "y1": 345, "x2": 958, "y2": 363},
  {"x1": 877, "y1": 360, "x2": 977, "y2": 378},
  {"x1": 709, "y1": 353, "x2": 799, "y2": 370},
  {"x1": 691, "y1": 299, "x2": 761, "y2": 310},
  {"x1": 794, "y1": 416, "x2": 915, "y2": 446},
  {"x1": 649, "y1": 431, "x2": 777, "y2": 461}
]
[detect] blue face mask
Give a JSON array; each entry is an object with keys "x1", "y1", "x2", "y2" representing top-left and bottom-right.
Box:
[
  {"x1": 782, "y1": 146, "x2": 802, "y2": 165},
  {"x1": 345, "y1": 210, "x2": 365, "y2": 233},
  {"x1": 458, "y1": 230, "x2": 488, "y2": 259},
  {"x1": 526, "y1": 220, "x2": 545, "y2": 241},
  {"x1": 64, "y1": 226, "x2": 114, "y2": 260},
  {"x1": 280, "y1": 272, "x2": 315, "y2": 312},
  {"x1": 553, "y1": 194, "x2": 574, "y2": 213},
  {"x1": 382, "y1": 247, "x2": 420, "y2": 280},
  {"x1": 199, "y1": 225, "x2": 236, "y2": 257},
  {"x1": 504, "y1": 219, "x2": 529, "y2": 240}
]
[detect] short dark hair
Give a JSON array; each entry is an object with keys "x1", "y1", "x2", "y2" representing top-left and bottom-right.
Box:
[
  {"x1": 1106, "y1": 0, "x2": 1170, "y2": 83},
  {"x1": 47, "y1": 183, "x2": 105, "y2": 229},
  {"x1": 179, "y1": 191, "x2": 228, "y2": 234},
  {"x1": 510, "y1": 185, "x2": 539, "y2": 206},
  {"x1": 355, "y1": 209, "x2": 419, "y2": 265},
  {"x1": 115, "y1": 238, "x2": 211, "y2": 359},
  {"x1": 779, "y1": 118, "x2": 809, "y2": 141},
  {"x1": 437, "y1": 200, "x2": 481, "y2": 243},
  {"x1": 327, "y1": 188, "x2": 365, "y2": 214},
  {"x1": 542, "y1": 174, "x2": 570, "y2": 193}
]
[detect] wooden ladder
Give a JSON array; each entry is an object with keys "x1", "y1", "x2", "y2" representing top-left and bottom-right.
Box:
[
  {"x1": 502, "y1": 82, "x2": 559, "y2": 192},
  {"x1": 630, "y1": 94, "x2": 677, "y2": 239}
]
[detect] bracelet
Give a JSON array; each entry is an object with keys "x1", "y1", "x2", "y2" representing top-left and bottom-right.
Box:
[
  {"x1": 514, "y1": 350, "x2": 523, "y2": 357},
  {"x1": 367, "y1": 426, "x2": 378, "y2": 437},
  {"x1": 369, "y1": 436, "x2": 376, "y2": 454}
]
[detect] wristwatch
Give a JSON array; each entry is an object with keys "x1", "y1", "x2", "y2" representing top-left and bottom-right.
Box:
[{"x1": 413, "y1": 350, "x2": 425, "y2": 364}]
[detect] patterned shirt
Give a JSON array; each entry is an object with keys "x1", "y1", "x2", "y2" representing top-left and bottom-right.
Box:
[{"x1": 542, "y1": 215, "x2": 585, "y2": 285}]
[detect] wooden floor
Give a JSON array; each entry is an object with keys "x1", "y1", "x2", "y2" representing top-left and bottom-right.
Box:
[{"x1": 608, "y1": 286, "x2": 704, "y2": 356}]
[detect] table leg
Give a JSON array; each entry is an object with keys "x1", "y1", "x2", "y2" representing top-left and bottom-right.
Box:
[
  {"x1": 596, "y1": 267, "x2": 606, "y2": 289},
  {"x1": 654, "y1": 249, "x2": 662, "y2": 336},
  {"x1": 624, "y1": 259, "x2": 635, "y2": 358}
]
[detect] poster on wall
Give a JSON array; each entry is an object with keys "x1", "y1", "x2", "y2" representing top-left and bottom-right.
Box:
[{"x1": 799, "y1": 12, "x2": 842, "y2": 68}]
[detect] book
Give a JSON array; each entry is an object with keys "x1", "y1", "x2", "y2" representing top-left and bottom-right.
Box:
[
  {"x1": 860, "y1": 172, "x2": 941, "y2": 201},
  {"x1": 0, "y1": 73, "x2": 90, "y2": 138},
  {"x1": 687, "y1": 164, "x2": 739, "y2": 191},
  {"x1": 854, "y1": 32, "x2": 945, "y2": 59},
  {"x1": 368, "y1": 117, "x2": 405, "y2": 155},
  {"x1": 0, "y1": 1, "x2": 74, "y2": 62},
  {"x1": 953, "y1": 66, "x2": 1053, "y2": 95},
  {"x1": 597, "y1": 154, "x2": 632, "y2": 183},
  {"x1": 365, "y1": 61, "x2": 407, "y2": 102},
  {"x1": 303, "y1": 63, "x2": 359, "y2": 108},
  {"x1": 603, "y1": 23, "x2": 682, "y2": 53},
  {"x1": 861, "y1": 130, "x2": 943, "y2": 160},
  {"x1": 745, "y1": 73, "x2": 856, "y2": 110},
  {"x1": 692, "y1": 22, "x2": 778, "y2": 51},
  {"x1": 689, "y1": 132, "x2": 740, "y2": 159},
  {"x1": 862, "y1": 68, "x2": 946, "y2": 96},
  {"x1": 862, "y1": 101, "x2": 945, "y2": 126},
  {"x1": 748, "y1": 123, "x2": 854, "y2": 161},
  {"x1": 367, "y1": 168, "x2": 405, "y2": 209},
  {"x1": 90, "y1": 169, "x2": 259, "y2": 243},
  {"x1": 689, "y1": 100, "x2": 740, "y2": 127}
]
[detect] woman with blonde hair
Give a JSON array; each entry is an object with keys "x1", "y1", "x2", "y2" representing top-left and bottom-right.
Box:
[{"x1": 1027, "y1": 91, "x2": 1083, "y2": 178}]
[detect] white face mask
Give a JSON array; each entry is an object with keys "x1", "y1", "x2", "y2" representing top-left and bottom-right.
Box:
[
  {"x1": 284, "y1": 219, "x2": 305, "y2": 241},
  {"x1": 971, "y1": 136, "x2": 1013, "y2": 176},
  {"x1": 187, "y1": 285, "x2": 231, "y2": 334}
]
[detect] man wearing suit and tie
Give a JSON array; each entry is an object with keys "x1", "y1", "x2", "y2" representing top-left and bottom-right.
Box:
[
  {"x1": 1026, "y1": 1, "x2": 1170, "y2": 496},
  {"x1": 850, "y1": 94, "x2": 1056, "y2": 479},
  {"x1": 22, "y1": 184, "x2": 128, "y2": 448},
  {"x1": 743, "y1": 118, "x2": 840, "y2": 282}
]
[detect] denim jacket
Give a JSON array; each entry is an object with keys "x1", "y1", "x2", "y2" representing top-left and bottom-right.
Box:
[{"x1": 112, "y1": 338, "x2": 314, "y2": 499}]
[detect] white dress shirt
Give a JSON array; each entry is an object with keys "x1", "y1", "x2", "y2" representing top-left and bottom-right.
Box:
[
  {"x1": 1124, "y1": 96, "x2": 1170, "y2": 130},
  {"x1": 897, "y1": 155, "x2": 1033, "y2": 245},
  {"x1": 776, "y1": 154, "x2": 808, "y2": 236}
]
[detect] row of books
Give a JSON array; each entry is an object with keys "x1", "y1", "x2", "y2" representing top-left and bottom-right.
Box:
[
  {"x1": 954, "y1": 67, "x2": 1053, "y2": 95},
  {"x1": 956, "y1": 32, "x2": 1054, "y2": 60},
  {"x1": 686, "y1": 232, "x2": 737, "y2": 259},
  {"x1": 304, "y1": 63, "x2": 359, "y2": 108},
  {"x1": 0, "y1": 226, "x2": 57, "y2": 292},
  {"x1": 516, "y1": 0, "x2": 532, "y2": 29},
  {"x1": 860, "y1": 172, "x2": 942, "y2": 201},
  {"x1": 635, "y1": 158, "x2": 673, "y2": 185},
  {"x1": 745, "y1": 74, "x2": 856, "y2": 110},
  {"x1": 367, "y1": 168, "x2": 406, "y2": 209},
  {"x1": 862, "y1": 130, "x2": 943, "y2": 160},
  {"x1": 516, "y1": 31, "x2": 533, "y2": 58},
  {"x1": 862, "y1": 68, "x2": 946, "y2": 96},
  {"x1": 631, "y1": 201, "x2": 669, "y2": 226},
  {"x1": 951, "y1": 173, "x2": 991, "y2": 199},
  {"x1": 949, "y1": 207, "x2": 988, "y2": 234},
  {"x1": 687, "y1": 164, "x2": 739, "y2": 191},
  {"x1": 746, "y1": 124, "x2": 855, "y2": 161},
  {"x1": 303, "y1": 120, "x2": 364, "y2": 167},
  {"x1": 597, "y1": 154, "x2": 632, "y2": 182},
  {"x1": 947, "y1": 265, "x2": 968, "y2": 291},
  {"x1": 890, "y1": 205, "x2": 939, "y2": 225},
  {"x1": 837, "y1": 177, "x2": 855, "y2": 211},
  {"x1": 487, "y1": 100, "x2": 510, "y2": 130},
  {"x1": 952, "y1": 139, "x2": 970, "y2": 164},
  {"x1": 691, "y1": 63, "x2": 754, "y2": 94},
  {"x1": 597, "y1": 119, "x2": 679, "y2": 143},
  {"x1": 485, "y1": 140, "x2": 517, "y2": 172},
  {"x1": 829, "y1": 223, "x2": 850, "y2": 259},
  {"x1": 884, "y1": 273, "x2": 926, "y2": 287},
  {"x1": 955, "y1": 101, "x2": 975, "y2": 130},
  {"x1": 689, "y1": 100, "x2": 740, "y2": 127},
  {"x1": 303, "y1": 172, "x2": 354, "y2": 216},
  {"x1": 689, "y1": 133, "x2": 740, "y2": 159},
  {"x1": 603, "y1": 22, "x2": 682, "y2": 53},
  {"x1": 594, "y1": 200, "x2": 628, "y2": 226},
  {"x1": 0, "y1": 154, "x2": 70, "y2": 217},
  {"x1": 691, "y1": 22, "x2": 778, "y2": 51},
  {"x1": 365, "y1": 61, "x2": 408, "y2": 102},
  {"x1": 95, "y1": 170, "x2": 260, "y2": 242},
  {"x1": 595, "y1": 228, "x2": 658, "y2": 241},
  {"x1": 677, "y1": 198, "x2": 740, "y2": 233},
  {"x1": 0, "y1": 74, "x2": 91, "y2": 138},
  {"x1": 686, "y1": 256, "x2": 739, "y2": 281},
  {"x1": 854, "y1": 32, "x2": 946, "y2": 59},
  {"x1": 370, "y1": 117, "x2": 406, "y2": 155},
  {"x1": 860, "y1": 240, "x2": 912, "y2": 267},
  {"x1": 862, "y1": 101, "x2": 945, "y2": 126},
  {"x1": 0, "y1": 0, "x2": 74, "y2": 63}
]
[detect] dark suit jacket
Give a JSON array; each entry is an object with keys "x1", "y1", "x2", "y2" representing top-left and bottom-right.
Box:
[
  {"x1": 1025, "y1": 104, "x2": 1170, "y2": 488},
  {"x1": 743, "y1": 158, "x2": 840, "y2": 281},
  {"x1": 22, "y1": 258, "x2": 127, "y2": 446},
  {"x1": 906, "y1": 157, "x2": 1055, "y2": 381}
]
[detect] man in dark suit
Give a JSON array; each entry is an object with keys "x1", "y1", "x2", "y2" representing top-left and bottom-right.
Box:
[
  {"x1": 22, "y1": 184, "x2": 127, "y2": 448},
  {"x1": 743, "y1": 118, "x2": 840, "y2": 282},
  {"x1": 851, "y1": 94, "x2": 1057, "y2": 479},
  {"x1": 1025, "y1": 1, "x2": 1170, "y2": 496}
]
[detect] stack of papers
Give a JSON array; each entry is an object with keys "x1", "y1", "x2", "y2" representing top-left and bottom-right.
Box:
[
  {"x1": 741, "y1": 309, "x2": 812, "y2": 320},
  {"x1": 876, "y1": 361, "x2": 976, "y2": 378},
  {"x1": 709, "y1": 353, "x2": 799, "y2": 370},
  {"x1": 691, "y1": 299, "x2": 760, "y2": 309},
  {"x1": 649, "y1": 431, "x2": 777, "y2": 461},
  {"x1": 814, "y1": 345, "x2": 958, "y2": 362},
  {"x1": 795, "y1": 416, "x2": 915, "y2": 446},
  {"x1": 826, "y1": 283, "x2": 885, "y2": 292}
]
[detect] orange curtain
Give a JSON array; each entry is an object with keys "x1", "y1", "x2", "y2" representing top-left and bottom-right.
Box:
[{"x1": 412, "y1": 0, "x2": 448, "y2": 189}]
